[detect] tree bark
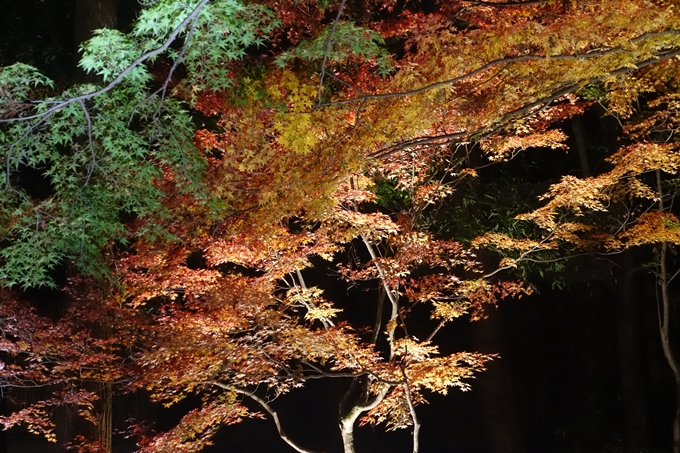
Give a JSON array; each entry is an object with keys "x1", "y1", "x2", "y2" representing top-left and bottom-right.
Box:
[
  {"x1": 470, "y1": 308, "x2": 525, "y2": 453},
  {"x1": 615, "y1": 253, "x2": 649, "y2": 450}
]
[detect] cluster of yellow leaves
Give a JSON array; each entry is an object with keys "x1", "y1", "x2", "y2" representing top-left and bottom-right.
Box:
[
  {"x1": 284, "y1": 286, "x2": 343, "y2": 322},
  {"x1": 0, "y1": 405, "x2": 57, "y2": 442},
  {"x1": 481, "y1": 129, "x2": 567, "y2": 162},
  {"x1": 476, "y1": 138, "x2": 680, "y2": 260},
  {"x1": 625, "y1": 92, "x2": 680, "y2": 140},
  {"x1": 472, "y1": 232, "x2": 547, "y2": 252},
  {"x1": 516, "y1": 143, "x2": 680, "y2": 231},
  {"x1": 342, "y1": 0, "x2": 680, "y2": 169},
  {"x1": 268, "y1": 70, "x2": 320, "y2": 156},
  {"x1": 616, "y1": 212, "x2": 680, "y2": 247}
]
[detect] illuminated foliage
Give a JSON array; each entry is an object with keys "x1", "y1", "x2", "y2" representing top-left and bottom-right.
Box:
[{"x1": 1, "y1": 0, "x2": 680, "y2": 451}]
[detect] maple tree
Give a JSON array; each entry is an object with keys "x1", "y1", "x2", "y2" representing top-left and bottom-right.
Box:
[
  {"x1": 474, "y1": 50, "x2": 680, "y2": 452},
  {"x1": 1, "y1": 0, "x2": 680, "y2": 451}
]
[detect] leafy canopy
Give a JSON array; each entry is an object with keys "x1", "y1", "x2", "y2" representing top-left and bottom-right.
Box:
[{"x1": 1, "y1": 0, "x2": 680, "y2": 451}]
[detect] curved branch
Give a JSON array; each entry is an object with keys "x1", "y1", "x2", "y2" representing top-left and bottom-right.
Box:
[
  {"x1": 370, "y1": 45, "x2": 680, "y2": 160},
  {"x1": 319, "y1": 29, "x2": 680, "y2": 108},
  {"x1": 205, "y1": 381, "x2": 323, "y2": 453}
]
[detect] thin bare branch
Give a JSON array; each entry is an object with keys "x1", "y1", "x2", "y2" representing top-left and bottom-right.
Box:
[
  {"x1": 206, "y1": 381, "x2": 323, "y2": 453},
  {"x1": 400, "y1": 364, "x2": 420, "y2": 453},
  {"x1": 361, "y1": 236, "x2": 399, "y2": 360},
  {"x1": 317, "y1": 0, "x2": 348, "y2": 107},
  {"x1": 0, "y1": 0, "x2": 211, "y2": 125}
]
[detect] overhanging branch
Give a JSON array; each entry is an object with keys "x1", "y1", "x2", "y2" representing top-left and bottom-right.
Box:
[{"x1": 0, "y1": 0, "x2": 211, "y2": 125}]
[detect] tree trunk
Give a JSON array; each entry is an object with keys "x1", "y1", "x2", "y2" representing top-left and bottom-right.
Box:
[
  {"x1": 89, "y1": 381, "x2": 113, "y2": 453},
  {"x1": 616, "y1": 253, "x2": 649, "y2": 450},
  {"x1": 91, "y1": 320, "x2": 113, "y2": 453},
  {"x1": 572, "y1": 116, "x2": 590, "y2": 177},
  {"x1": 470, "y1": 308, "x2": 525, "y2": 453}
]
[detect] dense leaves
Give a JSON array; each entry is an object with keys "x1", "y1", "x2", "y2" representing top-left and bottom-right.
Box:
[{"x1": 1, "y1": 0, "x2": 680, "y2": 451}]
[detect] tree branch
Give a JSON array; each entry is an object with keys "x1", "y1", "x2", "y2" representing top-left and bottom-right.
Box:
[
  {"x1": 205, "y1": 381, "x2": 323, "y2": 453},
  {"x1": 463, "y1": 0, "x2": 546, "y2": 5},
  {"x1": 370, "y1": 46, "x2": 680, "y2": 160},
  {"x1": 400, "y1": 364, "x2": 420, "y2": 453},
  {"x1": 0, "y1": 0, "x2": 211, "y2": 125},
  {"x1": 361, "y1": 236, "x2": 399, "y2": 360},
  {"x1": 317, "y1": 0, "x2": 348, "y2": 107},
  {"x1": 319, "y1": 29, "x2": 680, "y2": 109}
]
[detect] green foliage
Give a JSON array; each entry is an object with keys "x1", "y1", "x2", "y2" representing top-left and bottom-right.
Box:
[
  {"x1": 79, "y1": 29, "x2": 151, "y2": 85},
  {"x1": 440, "y1": 183, "x2": 538, "y2": 245},
  {"x1": 373, "y1": 177, "x2": 411, "y2": 212},
  {"x1": 0, "y1": 64, "x2": 53, "y2": 101},
  {"x1": 0, "y1": 0, "x2": 283, "y2": 288},
  {"x1": 0, "y1": 75, "x2": 207, "y2": 287},
  {"x1": 577, "y1": 82, "x2": 608, "y2": 103},
  {"x1": 275, "y1": 22, "x2": 393, "y2": 76},
  {"x1": 180, "y1": 1, "x2": 280, "y2": 92},
  {"x1": 80, "y1": 0, "x2": 279, "y2": 92}
]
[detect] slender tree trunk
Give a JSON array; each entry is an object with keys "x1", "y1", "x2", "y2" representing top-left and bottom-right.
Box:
[
  {"x1": 470, "y1": 307, "x2": 525, "y2": 453},
  {"x1": 602, "y1": 252, "x2": 649, "y2": 450},
  {"x1": 93, "y1": 319, "x2": 113, "y2": 453},
  {"x1": 572, "y1": 116, "x2": 590, "y2": 177},
  {"x1": 93, "y1": 382, "x2": 113, "y2": 453},
  {"x1": 72, "y1": 2, "x2": 118, "y2": 440},
  {"x1": 656, "y1": 170, "x2": 680, "y2": 453},
  {"x1": 337, "y1": 236, "x2": 399, "y2": 453}
]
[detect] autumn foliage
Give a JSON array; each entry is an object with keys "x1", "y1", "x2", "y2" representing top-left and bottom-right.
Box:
[{"x1": 1, "y1": 0, "x2": 680, "y2": 451}]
